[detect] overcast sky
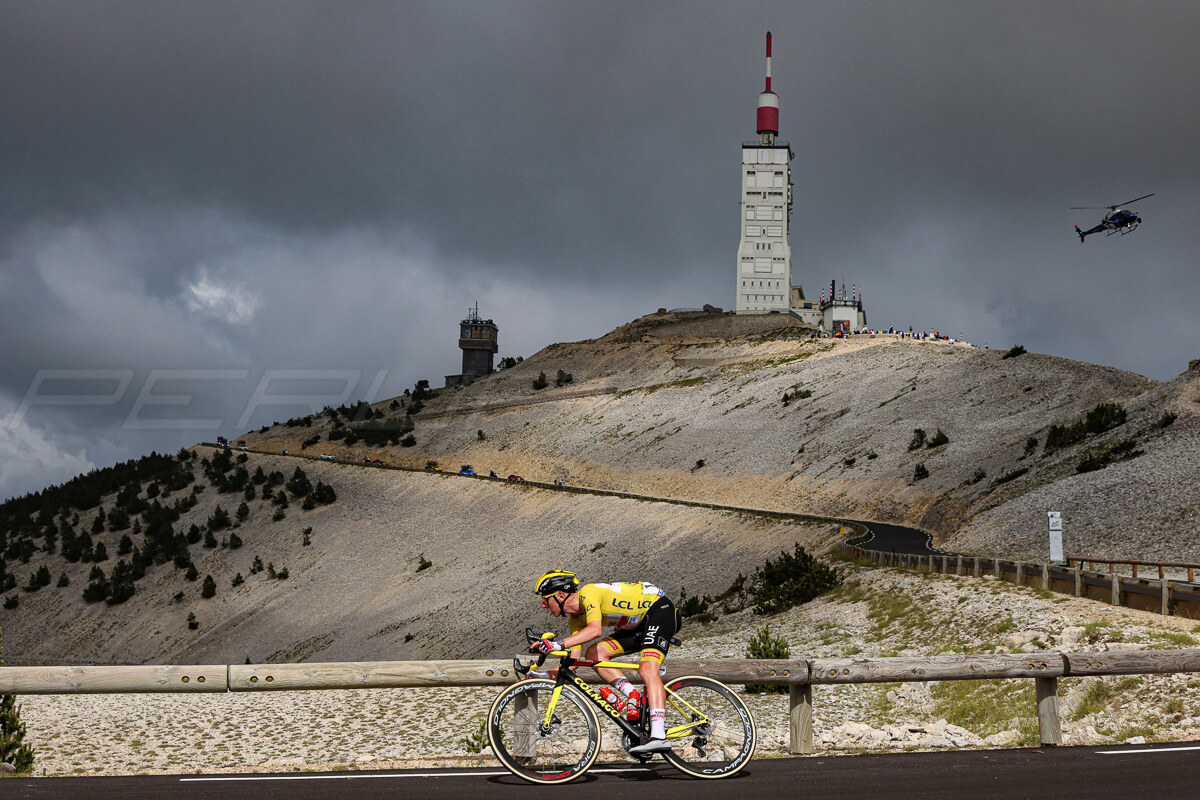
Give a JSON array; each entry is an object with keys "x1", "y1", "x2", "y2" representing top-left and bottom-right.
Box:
[{"x1": 2, "y1": 1, "x2": 1198, "y2": 501}]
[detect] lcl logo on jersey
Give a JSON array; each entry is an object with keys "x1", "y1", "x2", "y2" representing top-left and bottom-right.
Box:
[{"x1": 613, "y1": 599, "x2": 652, "y2": 611}]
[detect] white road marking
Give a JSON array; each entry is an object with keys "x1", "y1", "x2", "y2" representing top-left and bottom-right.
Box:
[
  {"x1": 181, "y1": 767, "x2": 653, "y2": 782},
  {"x1": 1096, "y1": 745, "x2": 1200, "y2": 755}
]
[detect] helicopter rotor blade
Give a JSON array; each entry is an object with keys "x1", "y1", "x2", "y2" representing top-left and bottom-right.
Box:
[
  {"x1": 1114, "y1": 193, "x2": 1155, "y2": 207},
  {"x1": 1070, "y1": 206, "x2": 1107, "y2": 210}
]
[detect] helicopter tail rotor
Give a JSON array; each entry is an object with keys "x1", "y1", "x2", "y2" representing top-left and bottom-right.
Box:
[{"x1": 1074, "y1": 225, "x2": 1085, "y2": 244}]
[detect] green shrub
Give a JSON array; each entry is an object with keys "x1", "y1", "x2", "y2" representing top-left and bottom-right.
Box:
[
  {"x1": 459, "y1": 717, "x2": 488, "y2": 753},
  {"x1": 82, "y1": 573, "x2": 109, "y2": 603},
  {"x1": 1002, "y1": 345, "x2": 1026, "y2": 359},
  {"x1": 207, "y1": 505, "x2": 231, "y2": 531},
  {"x1": 1155, "y1": 411, "x2": 1177, "y2": 429},
  {"x1": 286, "y1": 467, "x2": 312, "y2": 498},
  {"x1": 749, "y1": 544, "x2": 840, "y2": 615},
  {"x1": 1045, "y1": 402, "x2": 1127, "y2": 454},
  {"x1": 201, "y1": 575, "x2": 216, "y2": 598},
  {"x1": 781, "y1": 388, "x2": 812, "y2": 406},
  {"x1": 532, "y1": 371, "x2": 548, "y2": 391},
  {"x1": 0, "y1": 632, "x2": 35, "y2": 773},
  {"x1": 993, "y1": 467, "x2": 1028, "y2": 485},
  {"x1": 913, "y1": 463, "x2": 929, "y2": 481},
  {"x1": 926, "y1": 429, "x2": 949, "y2": 448},
  {"x1": 1077, "y1": 439, "x2": 1143, "y2": 473},
  {"x1": 909, "y1": 429, "x2": 926, "y2": 451},
  {"x1": 744, "y1": 623, "x2": 791, "y2": 694}
]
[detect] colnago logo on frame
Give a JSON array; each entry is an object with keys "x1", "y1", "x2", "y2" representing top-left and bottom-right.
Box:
[
  {"x1": 4, "y1": 368, "x2": 392, "y2": 431},
  {"x1": 572, "y1": 674, "x2": 622, "y2": 719}
]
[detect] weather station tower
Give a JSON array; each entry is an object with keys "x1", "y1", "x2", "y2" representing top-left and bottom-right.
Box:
[
  {"x1": 736, "y1": 32, "x2": 794, "y2": 314},
  {"x1": 444, "y1": 303, "x2": 498, "y2": 388}
]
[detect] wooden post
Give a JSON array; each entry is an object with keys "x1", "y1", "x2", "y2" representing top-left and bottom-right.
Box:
[
  {"x1": 1111, "y1": 573, "x2": 1121, "y2": 606},
  {"x1": 957, "y1": 556, "x2": 963, "y2": 576},
  {"x1": 1162, "y1": 579, "x2": 1170, "y2": 616},
  {"x1": 973, "y1": 557, "x2": 981, "y2": 578},
  {"x1": 1042, "y1": 564, "x2": 1050, "y2": 591},
  {"x1": 1035, "y1": 677, "x2": 1062, "y2": 747},
  {"x1": 1189, "y1": 567, "x2": 1194, "y2": 583},
  {"x1": 513, "y1": 688, "x2": 538, "y2": 758},
  {"x1": 1132, "y1": 564, "x2": 1138, "y2": 579},
  {"x1": 941, "y1": 555, "x2": 949, "y2": 573},
  {"x1": 789, "y1": 683, "x2": 814, "y2": 755},
  {"x1": 1016, "y1": 562, "x2": 1024, "y2": 587},
  {"x1": 1073, "y1": 566, "x2": 1082, "y2": 598},
  {"x1": 994, "y1": 558, "x2": 1001, "y2": 579}
]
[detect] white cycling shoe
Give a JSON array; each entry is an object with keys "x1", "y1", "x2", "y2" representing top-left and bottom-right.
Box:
[{"x1": 628, "y1": 737, "x2": 672, "y2": 756}]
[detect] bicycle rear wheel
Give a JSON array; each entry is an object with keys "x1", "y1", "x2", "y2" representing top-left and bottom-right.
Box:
[
  {"x1": 660, "y1": 675, "x2": 756, "y2": 778},
  {"x1": 486, "y1": 680, "x2": 601, "y2": 784}
]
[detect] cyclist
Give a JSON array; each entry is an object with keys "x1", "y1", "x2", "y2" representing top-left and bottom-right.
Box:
[{"x1": 531, "y1": 570, "x2": 680, "y2": 755}]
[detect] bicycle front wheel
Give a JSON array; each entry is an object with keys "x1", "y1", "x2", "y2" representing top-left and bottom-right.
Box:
[
  {"x1": 661, "y1": 675, "x2": 757, "y2": 779},
  {"x1": 486, "y1": 679, "x2": 601, "y2": 784}
]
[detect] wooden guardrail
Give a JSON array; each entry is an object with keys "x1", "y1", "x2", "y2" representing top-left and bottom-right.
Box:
[
  {"x1": 6, "y1": 650, "x2": 1200, "y2": 757},
  {"x1": 847, "y1": 546, "x2": 1200, "y2": 620}
]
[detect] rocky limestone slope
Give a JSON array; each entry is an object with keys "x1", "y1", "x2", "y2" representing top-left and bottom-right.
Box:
[
  {"x1": 0, "y1": 454, "x2": 838, "y2": 664},
  {"x1": 247, "y1": 313, "x2": 1199, "y2": 561},
  {"x1": 3, "y1": 312, "x2": 1198, "y2": 666}
]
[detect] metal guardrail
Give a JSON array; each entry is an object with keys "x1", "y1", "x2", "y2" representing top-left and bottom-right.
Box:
[
  {"x1": 848, "y1": 546, "x2": 1200, "y2": 619},
  {"x1": 6, "y1": 649, "x2": 1200, "y2": 756},
  {"x1": 1068, "y1": 556, "x2": 1200, "y2": 583}
]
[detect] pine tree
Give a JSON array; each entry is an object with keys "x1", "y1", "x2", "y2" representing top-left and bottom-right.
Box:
[{"x1": 0, "y1": 632, "x2": 36, "y2": 774}]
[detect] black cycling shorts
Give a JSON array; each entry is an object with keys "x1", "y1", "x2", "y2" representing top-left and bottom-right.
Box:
[{"x1": 601, "y1": 596, "x2": 681, "y2": 664}]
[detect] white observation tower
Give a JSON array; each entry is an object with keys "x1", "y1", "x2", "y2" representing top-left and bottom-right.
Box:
[{"x1": 736, "y1": 32, "x2": 793, "y2": 314}]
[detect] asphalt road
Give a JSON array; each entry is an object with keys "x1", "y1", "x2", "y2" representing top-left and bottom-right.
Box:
[
  {"x1": 851, "y1": 520, "x2": 954, "y2": 556},
  {"x1": 9, "y1": 743, "x2": 1197, "y2": 800}
]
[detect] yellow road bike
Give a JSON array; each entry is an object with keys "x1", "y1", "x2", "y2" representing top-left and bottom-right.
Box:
[{"x1": 486, "y1": 629, "x2": 756, "y2": 784}]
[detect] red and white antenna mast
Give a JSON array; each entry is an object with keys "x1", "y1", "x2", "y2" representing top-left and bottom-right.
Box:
[{"x1": 756, "y1": 31, "x2": 779, "y2": 144}]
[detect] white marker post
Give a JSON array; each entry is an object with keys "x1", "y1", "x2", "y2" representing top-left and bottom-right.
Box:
[{"x1": 1047, "y1": 511, "x2": 1064, "y2": 564}]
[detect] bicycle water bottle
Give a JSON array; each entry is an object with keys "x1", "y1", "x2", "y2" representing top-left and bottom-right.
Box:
[
  {"x1": 624, "y1": 688, "x2": 643, "y2": 722},
  {"x1": 598, "y1": 686, "x2": 627, "y2": 712}
]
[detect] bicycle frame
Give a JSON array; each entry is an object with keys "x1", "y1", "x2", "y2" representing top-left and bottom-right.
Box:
[{"x1": 527, "y1": 651, "x2": 713, "y2": 746}]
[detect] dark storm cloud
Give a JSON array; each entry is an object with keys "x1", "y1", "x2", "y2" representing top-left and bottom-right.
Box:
[{"x1": 2, "y1": 1, "x2": 1199, "y2": 499}]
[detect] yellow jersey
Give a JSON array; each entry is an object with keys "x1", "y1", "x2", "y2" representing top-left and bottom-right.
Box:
[{"x1": 568, "y1": 581, "x2": 666, "y2": 634}]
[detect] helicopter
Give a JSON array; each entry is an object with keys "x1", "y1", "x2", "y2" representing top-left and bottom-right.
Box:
[{"x1": 1072, "y1": 193, "x2": 1155, "y2": 242}]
